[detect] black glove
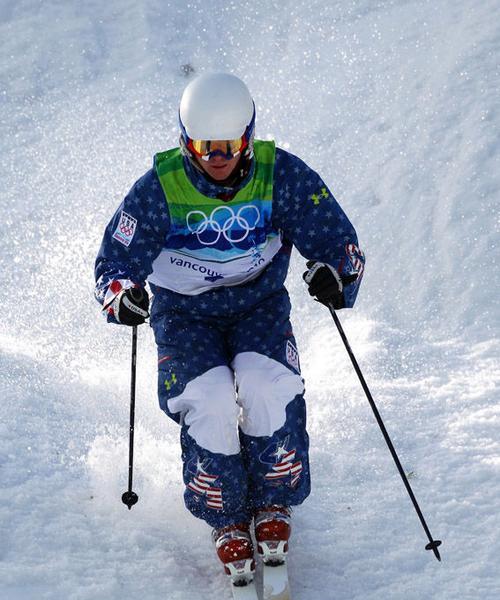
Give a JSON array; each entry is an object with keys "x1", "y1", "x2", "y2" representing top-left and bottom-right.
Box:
[
  {"x1": 302, "y1": 261, "x2": 345, "y2": 308},
  {"x1": 111, "y1": 286, "x2": 150, "y2": 325}
]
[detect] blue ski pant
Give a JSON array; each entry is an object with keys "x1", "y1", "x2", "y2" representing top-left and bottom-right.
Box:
[{"x1": 150, "y1": 284, "x2": 311, "y2": 529}]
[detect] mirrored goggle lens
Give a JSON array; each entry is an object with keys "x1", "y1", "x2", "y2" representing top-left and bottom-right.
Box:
[{"x1": 191, "y1": 138, "x2": 244, "y2": 157}]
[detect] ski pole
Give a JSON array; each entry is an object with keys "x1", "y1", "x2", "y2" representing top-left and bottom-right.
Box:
[
  {"x1": 121, "y1": 325, "x2": 139, "y2": 510},
  {"x1": 327, "y1": 302, "x2": 442, "y2": 561}
]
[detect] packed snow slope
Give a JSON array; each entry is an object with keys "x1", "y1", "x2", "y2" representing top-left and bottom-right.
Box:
[{"x1": 1, "y1": 1, "x2": 499, "y2": 599}]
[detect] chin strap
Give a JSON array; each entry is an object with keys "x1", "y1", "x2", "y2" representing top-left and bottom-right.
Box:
[{"x1": 218, "y1": 154, "x2": 253, "y2": 188}]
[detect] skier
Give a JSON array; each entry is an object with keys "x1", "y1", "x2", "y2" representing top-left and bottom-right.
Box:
[{"x1": 94, "y1": 73, "x2": 364, "y2": 589}]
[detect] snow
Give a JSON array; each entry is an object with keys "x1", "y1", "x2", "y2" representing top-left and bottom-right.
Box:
[{"x1": 1, "y1": 0, "x2": 499, "y2": 598}]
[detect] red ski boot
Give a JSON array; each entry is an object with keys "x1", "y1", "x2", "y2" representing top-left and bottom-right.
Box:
[
  {"x1": 254, "y1": 505, "x2": 291, "y2": 566},
  {"x1": 212, "y1": 523, "x2": 255, "y2": 585}
]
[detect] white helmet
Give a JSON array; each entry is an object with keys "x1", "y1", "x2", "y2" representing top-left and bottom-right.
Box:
[{"x1": 179, "y1": 72, "x2": 255, "y2": 141}]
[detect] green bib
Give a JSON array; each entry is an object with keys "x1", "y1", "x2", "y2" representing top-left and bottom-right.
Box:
[
  {"x1": 148, "y1": 141, "x2": 282, "y2": 295},
  {"x1": 153, "y1": 140, "x2": 277, "y2": 262}
]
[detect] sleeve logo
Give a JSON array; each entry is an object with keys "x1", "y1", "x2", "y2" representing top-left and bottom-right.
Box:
[
  {"x1": 112, "y1": 211, "x2": 137, "y2": 247},
  {"x1": 286, "y1": 340, "x2": 300, "y2": 373}
]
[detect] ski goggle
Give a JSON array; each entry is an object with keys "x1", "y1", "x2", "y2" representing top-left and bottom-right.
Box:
[{"x1": 188, "y1": 137, "x2": 248, "y2": 161}]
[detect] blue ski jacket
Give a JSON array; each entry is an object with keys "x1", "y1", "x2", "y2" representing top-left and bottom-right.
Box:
[{"x1": 95, "y1": 143, "x2": 364, "y2": 320}]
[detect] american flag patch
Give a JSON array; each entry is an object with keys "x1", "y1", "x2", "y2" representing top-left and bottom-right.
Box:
[
  {"x1": 346, "y1": 243, "x2": 365, "y2": 277},
  {"x1": 187, "y1": 471, "x2": 223, "y2": 510},
  {"x1": 265, "y1": 448, "x2": 303, "y2": 488},
  {"x1": 113, "y1": 211, "x2": 137, "y2": 247}
]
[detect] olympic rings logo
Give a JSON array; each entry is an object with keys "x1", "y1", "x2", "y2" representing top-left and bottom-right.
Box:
[
  {"x1": 120, "y1": 224, "x2": 134, "y2": 236},
  {"x1": 186, "y1": 205, "x2": 261, "y2": 246}
]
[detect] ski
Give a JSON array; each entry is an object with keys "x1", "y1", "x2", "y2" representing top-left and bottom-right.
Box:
[
  {"x1": 262, "y1": 561, "x2": 291, "y2": 600},
  {"x1": 228, "y1": 562, "x2": 290, "y2": 600},
  {"x1": 229, "y1": 579, "x2": 259, "y2": 600},
  {"x1": 225, "y1": 557, "x2": 259, "y2": 600}
]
